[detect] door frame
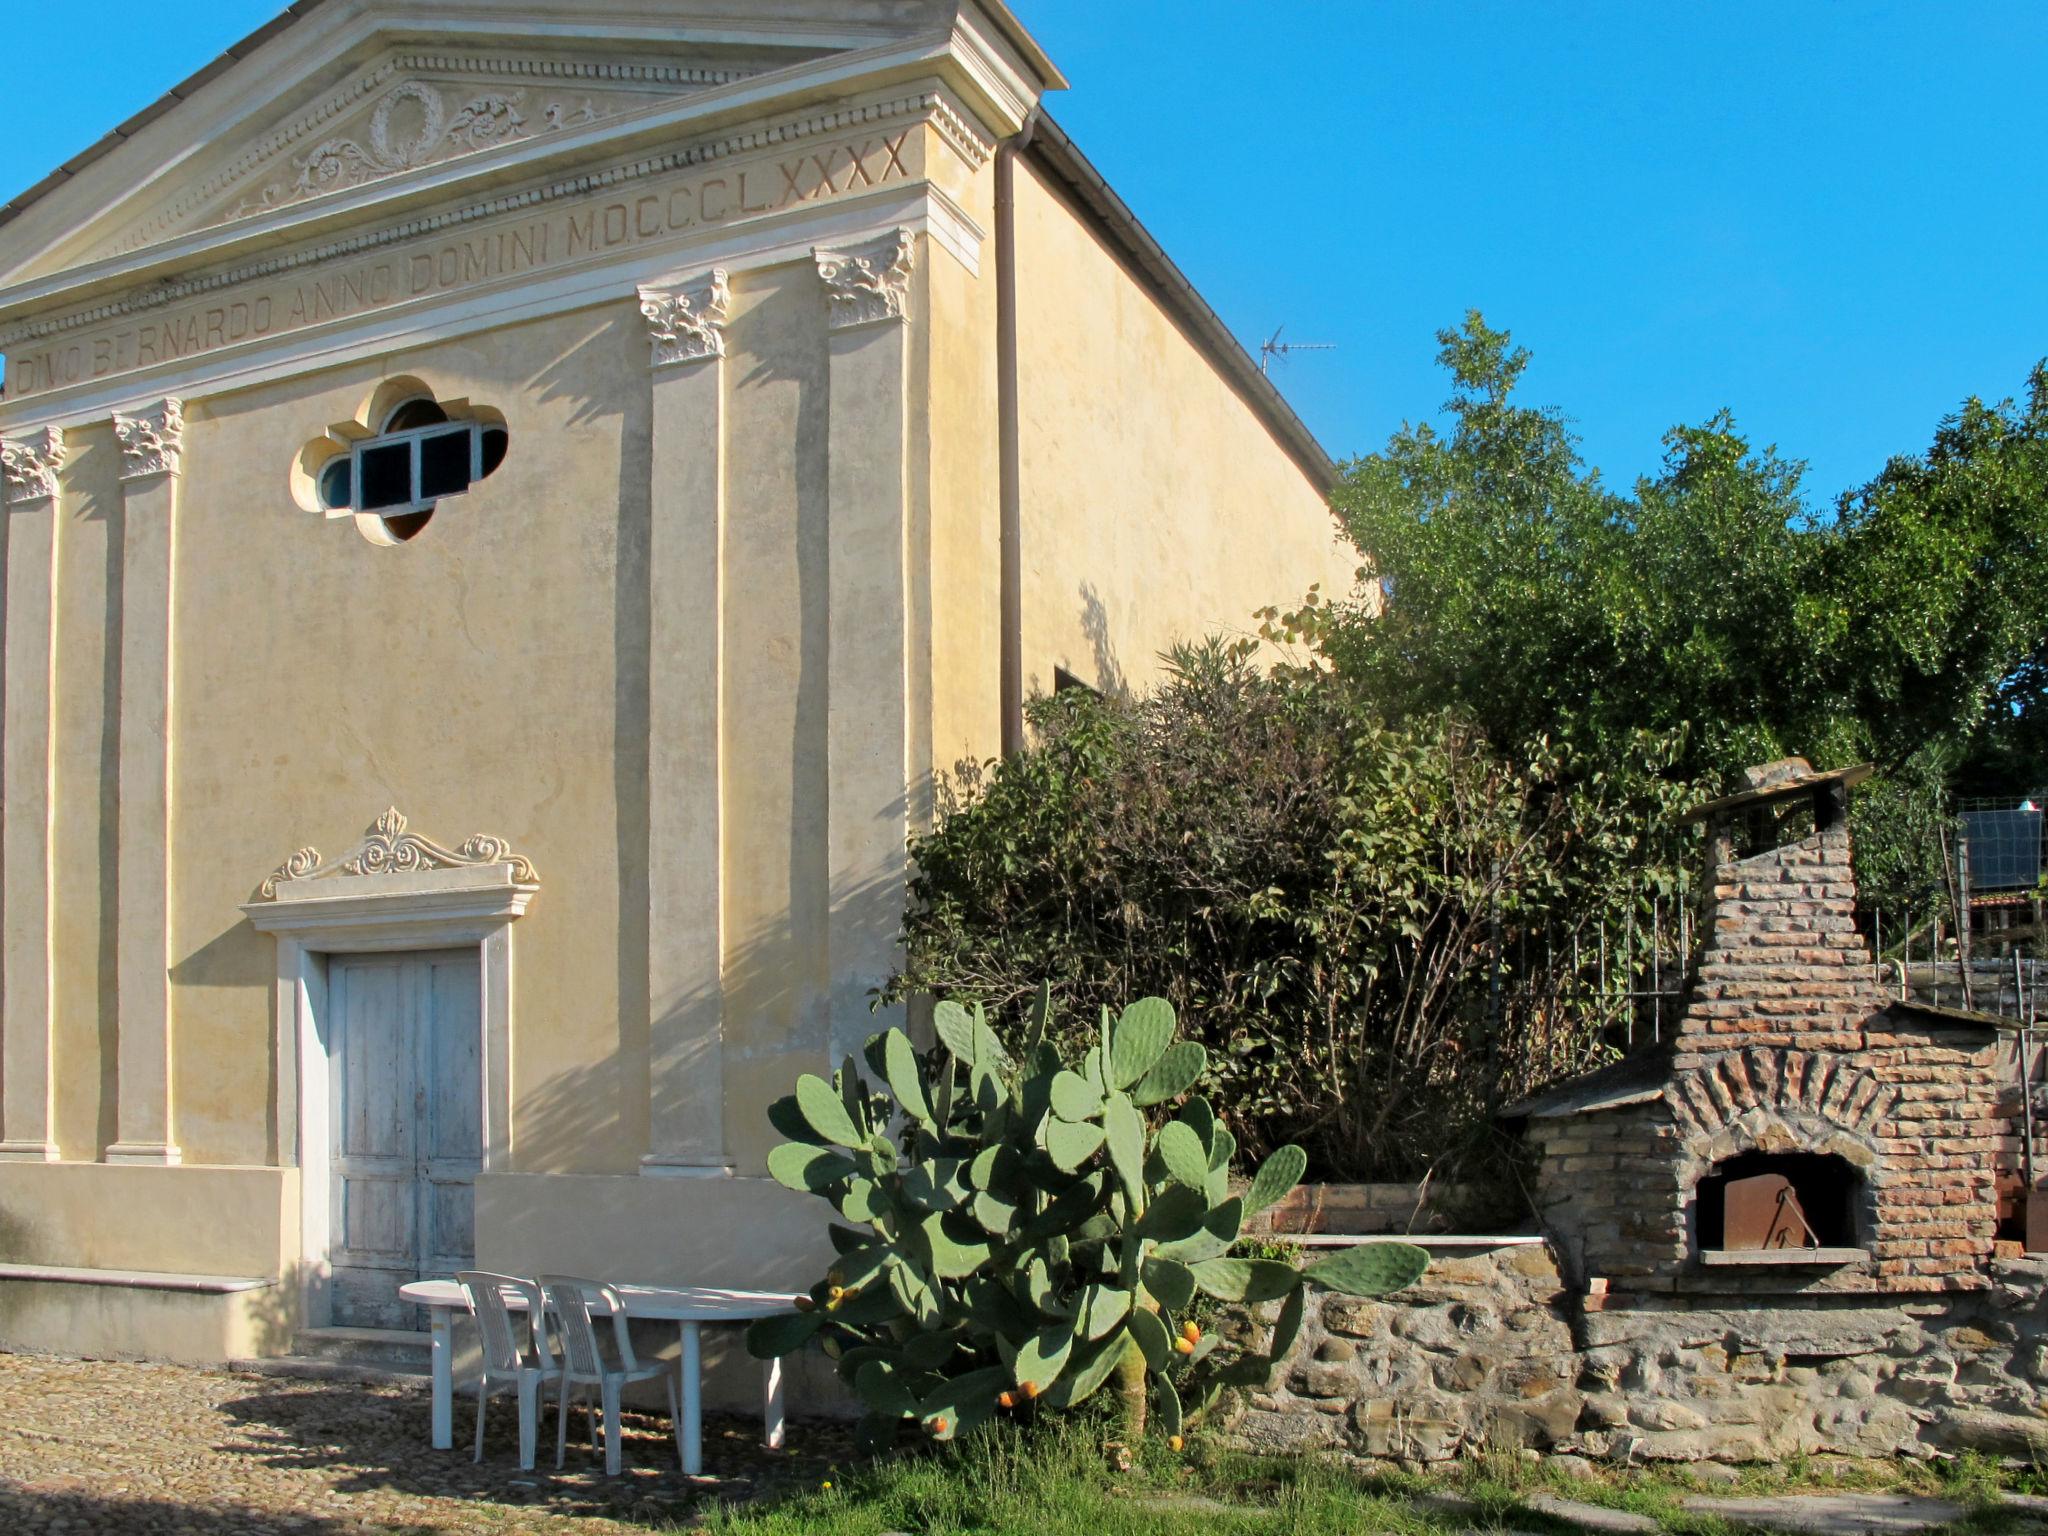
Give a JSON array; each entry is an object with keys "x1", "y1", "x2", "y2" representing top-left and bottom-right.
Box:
[{"x1": 246, "y1": 827, "x2": 537, "y2": 1332}]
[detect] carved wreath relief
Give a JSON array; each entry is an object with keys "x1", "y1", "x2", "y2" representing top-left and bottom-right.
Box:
[
  {"x1": 260, "y1": 807, "x2": 538, "y2": 900},
  {"x1": 231, "y1": 78, "x2": 605, "y2": 219}
]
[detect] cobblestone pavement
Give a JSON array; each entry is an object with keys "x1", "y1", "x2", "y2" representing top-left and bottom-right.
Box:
[{"x1": 1, "y1": 1351, "x2": 850, "y2": 1534}]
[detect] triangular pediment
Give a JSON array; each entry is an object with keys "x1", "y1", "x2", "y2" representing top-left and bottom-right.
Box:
[
  {"x1": 0, "y1": 0, "x2": 1064, "y2": 292},
  {"x1": 84, "y1": 43, "x2": 805, "y2": 266}
]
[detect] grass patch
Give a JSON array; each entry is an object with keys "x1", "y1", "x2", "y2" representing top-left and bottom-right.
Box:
[
  {"x1": 681, "y1": 1419, "x2": 1470, "y2": 1536},
  {"x1": 674, "y1": 1424, "x2": 2048, "y2": 1536}
]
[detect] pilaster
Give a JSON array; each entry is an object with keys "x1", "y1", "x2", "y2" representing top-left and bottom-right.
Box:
[
  {"x1": 0, "y1": 428, "x2": 64, "y2": 1160},
  {"x1": 639, "y1": 273, "x2": 735, "y2": 1177},
  {"x1": 815, "y1": 229, "x2": 916, "y2": 1064},
  {"x1": 106, "y1": 399, "x2": 183, "y2": 1166}
]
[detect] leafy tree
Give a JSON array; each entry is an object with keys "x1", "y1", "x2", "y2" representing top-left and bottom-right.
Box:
[{"x1": 1315, "y1": 313, "x2": 2048, "y2": 908}]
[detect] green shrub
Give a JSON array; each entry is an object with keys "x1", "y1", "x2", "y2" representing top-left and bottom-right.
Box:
[
  {"x1": 746, "y1": 993, "x2": 1429, "y2": 1450},
  {"x1": 889, "y1": 643, "x2": 1701, "y2": 1184}
]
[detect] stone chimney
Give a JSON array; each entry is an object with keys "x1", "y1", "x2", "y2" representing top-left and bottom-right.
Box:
[{"x1": 1676, "y1": 758, "x2": 1888, "y2": 1068}]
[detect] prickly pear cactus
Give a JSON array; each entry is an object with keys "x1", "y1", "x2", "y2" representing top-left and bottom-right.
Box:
[{"x1": 746, "y1": 989, "x2": 1428, "y2": 1452}]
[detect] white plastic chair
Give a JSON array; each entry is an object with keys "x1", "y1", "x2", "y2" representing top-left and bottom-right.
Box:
[
  {"x1": 456, "y1": 1271, "x2": 558, "y2": 1471},
  {"x1": 540, "y1": 1275, "x2": 681, "y2": 1476}
]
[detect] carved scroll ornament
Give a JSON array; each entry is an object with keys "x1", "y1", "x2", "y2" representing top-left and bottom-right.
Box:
[
  {"x1": 1, "y1": 427, "x2": 66, "y2": 505},
  {"x1": 814, "y1": 228, "x2": 916, "y2": 329},
  {"x1": 260, "y1": 807, "x2": 538, "y2": 899},
  {"x1": 638, "y1": 270, "x2": 731, "y2": 367}
]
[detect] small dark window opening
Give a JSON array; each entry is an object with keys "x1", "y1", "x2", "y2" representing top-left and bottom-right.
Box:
[
  {"x1": 1053, "y1": 667, "x2": 1098, "y2": 698},
  {"x1": 1695, "y1": 1151, "x2": 1860, "y2": 1251},
  {"x1": 358, "y1": 440, "x2": 415, "y2": 511},
  {"x1": 385, "y1": 399, "x2": 449, "y2": 432}
]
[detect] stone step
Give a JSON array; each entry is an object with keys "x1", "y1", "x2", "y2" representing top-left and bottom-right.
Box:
[
  {"x1": 290, "y1": 1326, "x2": 435, "y2": 1373},
  {"x1": 225, "y1": 1354, "x2": 427, "y2": 1390}
]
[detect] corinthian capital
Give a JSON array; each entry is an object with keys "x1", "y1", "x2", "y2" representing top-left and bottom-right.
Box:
[
  {"x1": 114, "y1": 398, "x2": 185, "y2": 481},
  {"x1": 639, "y1": 270, "x2": 732, "y2": 368},
  {"x1": 0, "y1": 426, "x2": 66, "y2": 506},
  {"x1": 814, "y1": 228, "x2": 916, "y2": 330}
]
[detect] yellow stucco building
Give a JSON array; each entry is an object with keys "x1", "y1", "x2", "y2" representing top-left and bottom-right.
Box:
[{"x1": 0, "y1": 0, "x2": 1348, "y2": 1381}]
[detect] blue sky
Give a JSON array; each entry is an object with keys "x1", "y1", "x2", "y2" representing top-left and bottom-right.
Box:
[{"x1": 7, "y1": 2, "x2": 2045, "y2": 505}]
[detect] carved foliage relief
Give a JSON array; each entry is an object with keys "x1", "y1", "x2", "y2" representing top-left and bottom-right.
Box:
[
  {"x1": 113, "y1": 398, "x2": 185, "y2": 481},
  {"x1": 638, "y1": 270, "x2": 731, "y2": 367},
  {"x1": 814, "y1": 228, "x2": 917, "y2": 330},
  {"x1": 1, "y1": 427, "x2": 67, "y2": 505}
]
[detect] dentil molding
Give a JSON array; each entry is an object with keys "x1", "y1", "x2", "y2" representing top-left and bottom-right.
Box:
[
  {"x1": 638, "y1": 270, "x2": 731, "y2": 367},
  {"x1": 0, "y1": 426, "x2": 66, "y2": 505},
  {"x1": 113, "y1": 399, "x2": 185, "y2": 481},
  {"x1": 259, "y1": 806, "x2": 539, "y2": 900},
  {"x1": 814, "y1": 228, "x2": 916, "y2": 329}
]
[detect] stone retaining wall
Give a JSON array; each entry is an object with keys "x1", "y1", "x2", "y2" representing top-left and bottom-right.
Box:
[{"x1": 1227, "y1": 1240, "x2": 2048, "y2": 1465}]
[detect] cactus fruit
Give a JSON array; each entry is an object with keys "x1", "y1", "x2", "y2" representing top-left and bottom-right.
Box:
[{"x1": 747, "y1": 991, "x2": 1428, "y2": 1451}]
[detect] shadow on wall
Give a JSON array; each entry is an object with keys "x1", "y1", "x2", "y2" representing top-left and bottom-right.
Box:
[
  {"x1": 168, "y1": 920, "x2": 284, "y2": 1161},
  {"x1": 76, "y1": 431, "x2": 125, "y2": 1158},
  {"x1": 0, "y1": 1202, "x2": 34, "y2": 1265},
  {"x1": 513, "y1": 860, "x2": 908, "y2": 1178},
  {"x1": 240, "y1": 1260, "x2": 314, "y2": 1358},
  {"x1": 1077, "y1": 581, "x2": 1128, "y2": 699}
]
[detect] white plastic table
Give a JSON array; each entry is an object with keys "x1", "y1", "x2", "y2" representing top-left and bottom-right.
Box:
[{"x1": 399, "y1": 1279, "x2": 801, "y2": 1475}]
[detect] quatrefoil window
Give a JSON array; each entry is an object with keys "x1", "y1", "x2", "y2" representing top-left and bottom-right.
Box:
[{"x1": 293, "y1": 379, "x2": 508, "y2": 545}]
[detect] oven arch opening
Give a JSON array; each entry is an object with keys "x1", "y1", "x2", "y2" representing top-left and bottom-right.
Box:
[{"x1": 1694, "y1": 1150, "x2": 1862, "y2": 1252}]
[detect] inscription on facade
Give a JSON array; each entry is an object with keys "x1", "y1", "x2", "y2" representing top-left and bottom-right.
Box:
[{"x1": 6, "y1": 133, "x2": 913, "y2": 399}]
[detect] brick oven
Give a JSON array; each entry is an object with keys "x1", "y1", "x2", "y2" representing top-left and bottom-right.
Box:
[{"x1": 1512, "y1": 759, "x2": 2016, "y2": 1298}]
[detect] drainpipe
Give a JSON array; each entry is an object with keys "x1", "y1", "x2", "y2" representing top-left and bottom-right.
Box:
[{"x1": 996, "y1": 115, "x2": 1037, "y2": 759}]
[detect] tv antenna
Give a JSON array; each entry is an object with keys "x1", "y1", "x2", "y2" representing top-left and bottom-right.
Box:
[{"x1": 1260, "y1": 326, "x2": 1337, "y2": 375}]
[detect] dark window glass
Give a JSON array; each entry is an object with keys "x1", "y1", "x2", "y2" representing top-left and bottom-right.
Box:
[
  {"x1": 479, "y1": 427, "x2": 508, "y2": 479},
  {"x1": 317, "y1": 458, "x2": 353, "y2": 511},
  {"x1": 385, "y1": 398, "x2": 449, "y2": 432},
  {"x1": 418, "y1": 427, "x2": 474, "y2": 500},
  {"x1": 358, "y1": 441, "x2": 414, "y2": 510}
]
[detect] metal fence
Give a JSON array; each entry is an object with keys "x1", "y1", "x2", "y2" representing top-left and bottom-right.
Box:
[{"x1": 1489, "y1": 891, "x2": 1697, "y2": 1088}]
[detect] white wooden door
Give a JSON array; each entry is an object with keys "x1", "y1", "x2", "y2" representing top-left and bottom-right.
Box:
[{"x1": 329, "y1": 949, "x2": 483, "y2": 1330}]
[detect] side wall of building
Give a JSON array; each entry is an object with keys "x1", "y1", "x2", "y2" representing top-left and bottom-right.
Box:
[{"x1": 1010, "y1": 157, "x2": 1354, "y2": 700}]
